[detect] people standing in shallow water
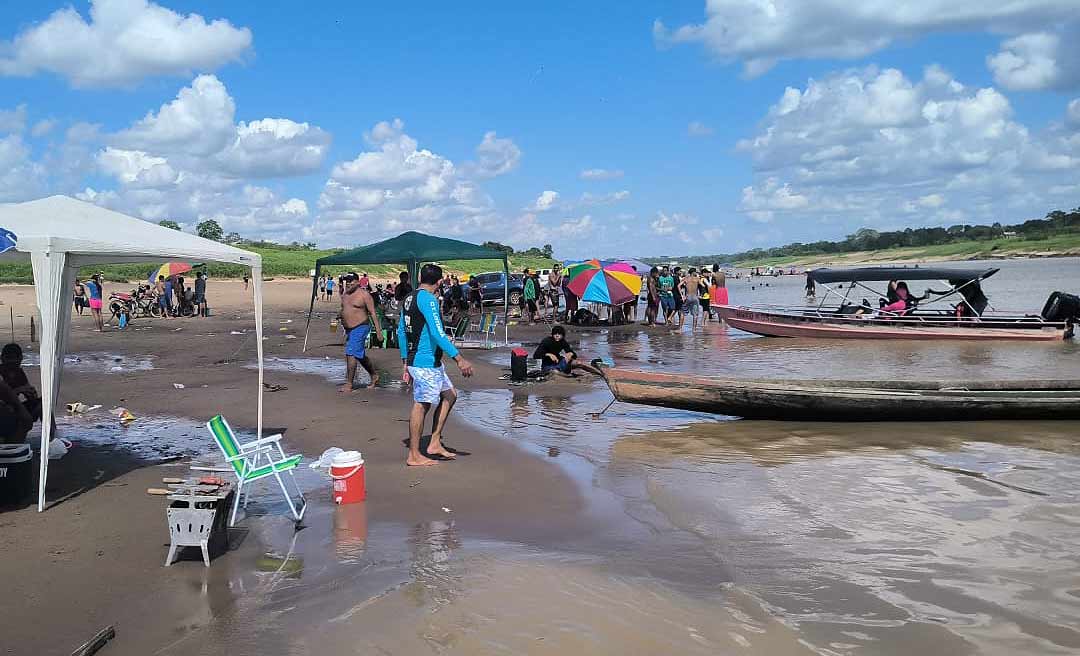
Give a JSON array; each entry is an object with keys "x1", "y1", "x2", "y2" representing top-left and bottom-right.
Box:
[
  {"x1": 680, "y1": 267, "x2": 703, "y2": 331},
  {"x1": 644, "y1": 267, "x2": 660, "y2": 326}
]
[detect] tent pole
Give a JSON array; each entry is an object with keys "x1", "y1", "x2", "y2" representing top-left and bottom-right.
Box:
[
  {"x1": 253, "y1": 263, "x2": 264, "y2": 439},
  {"x1": 302, "y1": 263, "x2": 321, "y2": 352},
  {"x1": 30, "y1": 250, "x2": 74, "y2": 512},
  {"x1": 503, "y1": 255, "x2": 509, "y2": 345}
]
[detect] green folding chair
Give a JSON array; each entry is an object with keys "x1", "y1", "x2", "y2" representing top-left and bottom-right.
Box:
[{"x1": 206, "y1": 415, "x2": 307, "y2": 526}]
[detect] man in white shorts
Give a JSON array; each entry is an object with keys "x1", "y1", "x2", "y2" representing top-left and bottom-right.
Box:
[{"x1": 397, "y1": 264, "x2": 474, "y2": 466}]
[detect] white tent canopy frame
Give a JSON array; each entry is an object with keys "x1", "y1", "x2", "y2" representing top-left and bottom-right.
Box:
[{"x1": 0, "y1": 196, "x2": 265, "y2": 511}]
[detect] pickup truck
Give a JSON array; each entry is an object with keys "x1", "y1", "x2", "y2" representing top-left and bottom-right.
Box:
[{"x1": 462, "y1": 271, "x2": 524, "y2": 306}]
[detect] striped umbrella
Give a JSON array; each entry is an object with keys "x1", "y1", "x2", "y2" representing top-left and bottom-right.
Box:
[
  {"x1": 147, "y1": 262, "x2": 193, "y2": 284},
  {"x1": 565, "y1": 259, "x2": 642, "y2": 305}
]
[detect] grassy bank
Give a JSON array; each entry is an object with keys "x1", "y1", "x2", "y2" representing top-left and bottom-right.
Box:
[
  {"x1": 0, "y1": 245, "x2": 556, "y2": 284},
  {"x1": 733, "y1": 233, "x2": 1080, "y2": 268}
]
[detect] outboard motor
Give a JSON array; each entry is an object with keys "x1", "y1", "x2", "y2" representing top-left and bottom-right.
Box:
[{"x1": 1041, "y1": 291, "x2": 1080, "y2": 328}]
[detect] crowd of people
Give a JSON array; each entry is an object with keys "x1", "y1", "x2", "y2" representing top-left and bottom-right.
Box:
[
  {"x1": 71, "y1": 271, "x2": 211, "y2": 331},
  {"x1": 644, "y1": 264, "x2": 729, "y2": 330}
]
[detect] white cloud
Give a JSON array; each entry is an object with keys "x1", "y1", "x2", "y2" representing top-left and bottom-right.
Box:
[
  {"x1": 510, "y1": 213, "x2": 594, "y2": 248},
  {"x1": 316, "y1": 119, "x2": 500, "y2": 244},
  {"x1": 30, "y1": 119, "x2": 56, "y2": 137},
  {"x1": 0, "y1": 105, "x2": 27, "y2": 134},
  {"x1": 737, "y1": 65, "x2": 1079, "y2": 232},
  {"x1": 0, "y1": 135, "x2": 46, "y2": 201},
  {"x1": 104, "y1": 75, "x2": 329, "y2": 181},
  {"x1": 72, "y1": 75, "x2": 330, "y2": 242},
  {"x1": 988, "y1": 27, "x2": 1080, "y2": 91},
  {"x1": 0, "y1": 0, "x2": 252, "y2": 88},
  {"x1": 579, "y1": 168, "x2": 624, "y2": 180},
  {"x1": 469, "y1": 131, "x2": 521, "y2": 179},
  {"x1": 656, "y1": 1, "x2": 1079, "y2": 77},
  {"x1": 650, "y1": 211, "x2": 698, "y2": 243},
  {"x1": 529, "y1": 190, "x2": 560, "y2": 212},
  {"x1": 115, "y1": 74, "x2": 236, "y2": 156},
  {"x1": 688, "y1": 120, "x2": 714, "y2": 137},
  {"x1": 739, "y1": 178, "x2": 809, "y2": 222},
  {"x1": 580, "y1": 190, "x2": 630, "y2": 206},
  {"x1": 1068, "y1": 99, "x2": 1080, "y2": 128},
  {"x1": 96, "y1": 147, "x2": 178, "y2": 188},
  {"x1": 216, "y1": 118, "x2": 331, "y2": 177}
]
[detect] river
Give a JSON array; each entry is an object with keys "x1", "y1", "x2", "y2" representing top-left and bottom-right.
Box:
[{"x1": 456, "y1": 257, "x2": 1080, "y2": 654}]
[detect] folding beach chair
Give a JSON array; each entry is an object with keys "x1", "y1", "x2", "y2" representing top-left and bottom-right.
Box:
[
  {"x1": 206, "y1": 415, "x2": 307, "y2": 526},
  {"x1": 449, "y1": 314, "x2": 470, "y2": 346},
  {"x1": 478, "y1": 312, "x2": 501, "y2": 347}
]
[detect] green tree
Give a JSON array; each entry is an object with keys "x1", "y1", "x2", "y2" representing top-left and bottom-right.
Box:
[
  {"x1": 158, "y1": 220, "x2": 181, "y2": 230},
  {"x1": 542, "y1": 243, "x2": 554, "y2": 258},
  {"x1": 196, "y1": 219, "x2": 224, "y2": 241}
]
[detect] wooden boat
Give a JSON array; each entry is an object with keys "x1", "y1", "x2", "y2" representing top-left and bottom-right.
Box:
[
  {"x1": 601, "y1": 366, "x2": 1080, "y2": 421},
  {"x1": 719, "y1": 266, "x2": 1077, "y2": 341}
]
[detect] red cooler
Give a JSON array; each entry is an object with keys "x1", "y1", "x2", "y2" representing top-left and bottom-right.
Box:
[{"x1": 330, "y1": 451, "x2": 365, "y2": 504}]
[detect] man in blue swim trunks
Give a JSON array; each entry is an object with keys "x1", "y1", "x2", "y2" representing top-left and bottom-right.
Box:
[
  {"x1": 340, "y1": 273, "x2": 383, "y2": 393},
  {"x1": 398, "y1": 264, "x2": 474, "y2": 466}
]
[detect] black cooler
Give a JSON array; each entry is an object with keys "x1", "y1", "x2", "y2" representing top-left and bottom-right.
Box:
[{"x1": 0, "y1": 443, "x2": 33, "y2": 506}]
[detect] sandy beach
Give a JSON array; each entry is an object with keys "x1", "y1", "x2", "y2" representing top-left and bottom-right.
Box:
[{"x1": 0, "y1": 278, "x2": 617, "y2": 655}]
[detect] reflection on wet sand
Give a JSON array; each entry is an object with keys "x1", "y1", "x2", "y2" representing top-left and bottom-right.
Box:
[
  {"x1": 613, "y1": 419, "x2": 1080, "y2": 467},
  {"x1": 612, "y1": 419, "x2": 1080, "y2": 654},
  {"x1": 462, "y1": 382, "x2": 1080, "y2": 654}
]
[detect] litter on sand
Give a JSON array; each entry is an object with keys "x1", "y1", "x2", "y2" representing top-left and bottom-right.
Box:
[
  {"x1": 110, "y1": 407, "x2": 136, "y2": 423},
  {"x1": 262, "y1": 383, "x2": 288, "y2": 392},
  {"x1": 230, "y1": 331, "x2": 245, "y2": 335},
  {"x1": 280, "y1": 319, "x2": 293, "y2": 324},
  {"x1": 442, "y1": 507, "x2": 453, "y2": 513},
  {"x1": 285, "y1": 335, "x2": 297, "y2": 340},
  {"x1": 172, "y1": 383, "x2": 185, "y2": 389},
  {"x1": 66, "y1": 402, "x2": 89, "y2": 414}
]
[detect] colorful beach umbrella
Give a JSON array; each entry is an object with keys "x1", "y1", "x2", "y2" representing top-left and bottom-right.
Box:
[
  {"x1": 147, "y1": 262, "x2": 192, "y2": 284},
  {"x1": 565, "y1": 259, "x2": 642, "y2": 305}
]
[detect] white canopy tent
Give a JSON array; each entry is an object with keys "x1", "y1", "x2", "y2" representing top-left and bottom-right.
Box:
[{"x1": 0, "y1": 196, "x2": 265, "y2": 511}]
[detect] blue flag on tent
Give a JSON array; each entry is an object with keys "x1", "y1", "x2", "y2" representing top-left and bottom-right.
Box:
[{"x1": 0, "y1": 228, "x2": 16, "y2": 254}]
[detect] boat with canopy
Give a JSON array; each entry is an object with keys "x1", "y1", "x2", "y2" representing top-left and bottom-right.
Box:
[{"x1": 717, "y1": 265, "x2": 1078, "y2": 341}]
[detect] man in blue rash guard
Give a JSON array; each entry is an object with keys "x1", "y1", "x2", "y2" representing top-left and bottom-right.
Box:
[{"x1": 398, "y1": 263, "x2": 475, "y2": 466}]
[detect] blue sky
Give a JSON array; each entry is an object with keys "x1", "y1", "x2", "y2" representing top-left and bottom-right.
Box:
[{"x1": 1, "y1": 1, "x2": 1078, "y2": 259}]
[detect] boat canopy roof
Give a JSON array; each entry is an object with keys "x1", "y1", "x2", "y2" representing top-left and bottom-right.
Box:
[{"x1": 807, "y1": 266, "x2": 999, "y2": 284}]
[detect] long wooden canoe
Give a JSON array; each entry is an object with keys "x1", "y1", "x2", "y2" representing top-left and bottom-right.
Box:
[{"x1": 601, "y1": 367, "x2": 1080, "y2": 421}]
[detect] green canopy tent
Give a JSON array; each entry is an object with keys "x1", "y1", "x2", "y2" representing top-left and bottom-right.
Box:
[{"x1": 302, "y1": 231, "x2": 511, "y2": 351}]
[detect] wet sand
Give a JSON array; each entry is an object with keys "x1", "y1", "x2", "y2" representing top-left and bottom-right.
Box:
[{"x1": 0, "y1": 279, "x2": 596, "y2": 654}]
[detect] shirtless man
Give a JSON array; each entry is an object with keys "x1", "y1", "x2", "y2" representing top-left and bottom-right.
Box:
[{"x1": 340, "y1": 273, "x2": 384, "y2": 392}]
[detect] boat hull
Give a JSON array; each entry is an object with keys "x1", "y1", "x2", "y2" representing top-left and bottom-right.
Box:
[
  {"x1": 717, "y1": 305, "x2": 1068, "y2": 341},
  {"x1": 602, "y1": 367, "x2": 1080, "y2": 421}
]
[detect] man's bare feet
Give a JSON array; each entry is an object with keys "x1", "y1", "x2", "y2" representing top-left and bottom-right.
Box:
[
  {"x1": 427, "y1": 439, "x2": 456, "y2": 459},
  {"x1": 369, "y1": 373, "x2": 380, "y2": 388},
  {"x1": 406, "y1": 455, "x2": 439, "y2": 466},
  {"x1": 338, "y1": 383, "x2": 356, "y2": 393}
]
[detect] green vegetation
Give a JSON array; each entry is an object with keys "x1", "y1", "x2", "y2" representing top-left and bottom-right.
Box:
[{"x1": 647, "y1": 207, "x2": 1080, "y2": 268}]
